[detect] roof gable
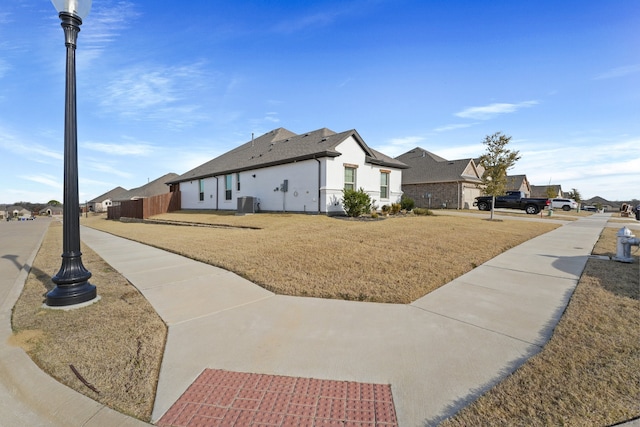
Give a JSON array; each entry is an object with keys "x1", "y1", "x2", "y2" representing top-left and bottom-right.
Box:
[
  {"x1": 396, "y1": 147, "x2": 481, "y2": 184},
  {"x1": 506, "y1": 175, "x2": 531, "y2": 192},
  {"x1": 89, "y1": 186, "x2": 128, "y2": 203},
  {"x1": 114, "y1": 173, "x2": 179, "y2": 201}
]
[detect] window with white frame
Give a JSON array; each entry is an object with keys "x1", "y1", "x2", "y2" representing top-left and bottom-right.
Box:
[
  {"x1": 199, "y1": 179, "x2": 204, "y2": 201},
  {"x1": 344, "y1": 165, "x2": 357, "y2": 191},
  {"x1": 380, "y1": 171, "x2": 389, "y2": 199},
  {"x1": 236, "y1": 173, "x2": 241, "y2": 191}
]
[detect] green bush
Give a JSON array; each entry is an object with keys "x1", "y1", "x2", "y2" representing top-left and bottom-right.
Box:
[
  {"x1": 413, "y1": 208, "x2": 433, "y2": 216},
  {"x1": 400, "y1": 195, "x2": 415, "y2": 211},
  {"x1": 342, "y1": 188, "x2": 373, "y2": 217}
]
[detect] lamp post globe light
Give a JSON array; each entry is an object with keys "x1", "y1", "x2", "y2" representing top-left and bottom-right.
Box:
[{"x1": 46, "y1": 0, "x2": 97, "y2": 307}]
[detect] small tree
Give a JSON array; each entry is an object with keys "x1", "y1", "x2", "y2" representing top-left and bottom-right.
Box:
[
  {"x1": 567, "y1": 188, "x2": 582, "y2": 203},
  {"x1": 478, "y1": 132, "x2": 521, "y2": 220},
  {"x1": 342, "y1": 188, "x2": 372, "y2": 217},
  {"x1": 546, "y1": 186, "x2": 557, "y2": 199}
]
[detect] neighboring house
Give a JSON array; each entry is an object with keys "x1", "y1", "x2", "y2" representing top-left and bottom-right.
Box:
[
  {"x1": 88, "y1": 186, "x2": 128, "y2": 213},
  {"x1": 506, "y1": 175, "x2": 531, "y2": 197},
  {"x1": 8, "y1": 206, "x2": 33, "y2": 218},
  {"x1": 0, "y1": 204, "x2": 7, "y2": 220},
  {"x1": 531, "y1": 184, "x2": 562, "y2": 198},
  {"x1": 396, "y1": 148, "x2": 483, "y2": 209},
  {"x1": 113, "y1": 173, "x2": 179, "y2": 203},
  {"x1": 39, "y1": 205, "x2": 63, "y2": 216},
  {"x1": 584, "y1": 196, "x2": 618, "y2": 212},
  {"x1": 167, "y1": 127, "x2": 407, "y2": 215}
]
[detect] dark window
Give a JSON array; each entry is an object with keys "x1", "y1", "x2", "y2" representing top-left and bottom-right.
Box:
[{"x1": 225, "y1": 174, "x2": 232, "y2": 200}]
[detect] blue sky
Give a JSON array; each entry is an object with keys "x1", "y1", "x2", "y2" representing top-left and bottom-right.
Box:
[{"x1": 1, "y1": 0, "x2": 638, "y2": 204}]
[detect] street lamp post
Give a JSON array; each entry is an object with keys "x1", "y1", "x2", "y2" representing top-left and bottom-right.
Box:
[{"x1": 46, "y1": 0, "x2": 97, "y2": 307}]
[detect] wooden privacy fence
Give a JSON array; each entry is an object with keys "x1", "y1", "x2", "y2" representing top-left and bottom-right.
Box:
[{"x1": 108, "y1": 191, "x2": 181, "y2": 220}]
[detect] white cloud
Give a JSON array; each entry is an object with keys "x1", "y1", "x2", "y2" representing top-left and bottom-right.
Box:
[
  {"x1": 433, "y1": 123, "x2": 478, "y2": 132},
  {"x1": 594, "y1": 64, "x2": 640, "y2": 80},
  {"x1": 436, "y1": 144, "x2": 485, "y2": 160},
  {"x1": 82, "y1": 159, "x2": 134, "y2": 179},
  {"x1": 264, "y1": 112, "x2": 280, "y2": 123},
  {"x1": 20, "y1": 174, "x2": 62, "y2": 190},
  {"x1": 272, "y1": 11, "x2": 340, "y2": 34},
  {"x1": 0, "y1": 128, "x2": 63, "y2": 163},
  {"x1": 83, "y1": 141, "x2": 155, "y2": 156},
  {"x1": 99, "y1": 63, "x2": 210, "y2": 128},
  {"x1": 511, "y1": 136, "x2": 640, "y2": 200},
  {"x1": 455, "y1": 101, "x2": 538, "y2": 120},
  {"x1": 373, "y1": 135, "x2": 426, "y2": 157},
  {"x1": 79, "y1": 1, "x2": 139, "y2": 64}
]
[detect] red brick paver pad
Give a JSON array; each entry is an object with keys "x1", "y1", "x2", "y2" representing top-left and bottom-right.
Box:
[{"x1": 157, "y1": 369, "x2": 398, "y2": 427}]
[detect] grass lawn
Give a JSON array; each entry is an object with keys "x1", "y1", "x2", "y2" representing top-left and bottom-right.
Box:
[
  {"x1": 81, "y1": 211, "x2": 559, "y2": 304},
  {"x1": 10, "y1": 211, "x2": 639, "y2": 424}
]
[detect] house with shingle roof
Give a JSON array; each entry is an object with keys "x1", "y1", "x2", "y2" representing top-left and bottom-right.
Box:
[
  {"x1": 167, "y1": 128, "x2": 407, "y2": 215},
  {"x1": 88, "y1": 186, "x2": 128, "y2": 213},
  {"x1": 530, "y1": 184, "x2": 562, "y2": 198},
  {"x1": 506, "y1": 174, "x2": 531, "y2": 197},
  {"x1": 113, "y1": 173, "x2": 179, "y2": 203},
  {"x1": 39, "y1": 205, "x2": 63, "y2": 216},
  {"x1": 396, "y1": 148, "x2": 483, "y2": 209}
]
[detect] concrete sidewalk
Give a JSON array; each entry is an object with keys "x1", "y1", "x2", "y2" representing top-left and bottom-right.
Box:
[{"x1": 74, "y1": 213, "x2": 612, "y2": 426}]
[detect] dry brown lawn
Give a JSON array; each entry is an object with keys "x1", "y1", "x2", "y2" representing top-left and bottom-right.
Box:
[
  {"x1": 11, "y1": 221, "x2": 166, "y2": 421},
  {"x1": 441, "y1": 226, "x2": 640, "y2": 426},
  {"x1": 11, "y1": 212, "x2": 638, "y2": 425},
  {"x1": 82, "y1": 211, "x2": 559, "y2": 303}
]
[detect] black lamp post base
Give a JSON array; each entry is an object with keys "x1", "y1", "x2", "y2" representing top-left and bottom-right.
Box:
[{"x1": 46, "y1": 282, "x2": 97, "y2": 307}]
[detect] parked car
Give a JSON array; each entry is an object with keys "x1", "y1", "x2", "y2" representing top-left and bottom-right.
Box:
[
  {"x1": 582, "y1": 205, "x2": 597, "y2": 212},
  {"x1": 473, "y1": 191, "x2": 550, "y2": 214},
  {"x1": 550, "y1": 198, "x2": 578, "y2": 211}
]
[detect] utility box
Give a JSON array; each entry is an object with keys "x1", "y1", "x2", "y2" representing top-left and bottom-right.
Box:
[{"x1": 237, "y1": 196, "x2": 257, "y2": 214}]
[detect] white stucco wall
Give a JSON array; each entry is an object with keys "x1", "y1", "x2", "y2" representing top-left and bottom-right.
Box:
[
  {"x1": 180, "y1": 160, "x2": 323, "y2": 213},
  {"x1": 179, "y1": 135, "x2": 403, "y2": 214},
  {"x1": 325, "y1": 137, "x2": 403, "y2": 212}
]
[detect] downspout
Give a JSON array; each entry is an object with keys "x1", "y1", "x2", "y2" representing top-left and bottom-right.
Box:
[
  {"x1": 314, "y1": 157, "x2": 321, "y2": 214},
  {"x1": 457, "y1": 181, "x2": 461, "y2": 210}
]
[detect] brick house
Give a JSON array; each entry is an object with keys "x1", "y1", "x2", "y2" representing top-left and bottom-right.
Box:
[{"x1": 396, "y1": 148, "x2": 483, "y2": 209}]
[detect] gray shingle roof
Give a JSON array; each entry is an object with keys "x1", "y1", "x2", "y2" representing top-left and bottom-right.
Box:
[
  {"x1": 89, "y1": 186, "x2": 128, "y2": 203},
  {"x1": 114, "y1": 173, "x2": 179, "y2": 201},
  {"x1": 168, "y1": 128, "x2": 407, "y2": 184},
  {"x1": 396, "y1": 147, "x2": 481, "y2": 184},
  {"x1": 506, "y1": 174, "x2": 529, "y2": 191}
]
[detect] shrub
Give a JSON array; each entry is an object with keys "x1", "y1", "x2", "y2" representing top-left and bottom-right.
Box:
[
  {"x1": 400, "y1": 196, "x2": 415, "y2": 211},
  {"x1": 342, "y1": 188, "x2": 372, "y2": 217},
  {"x1": 371, "y1": 211, "x2": 379, "y2": 219},
  {"x1": 413, "y1": 208, "x2": 433, "y2": 216},
  {"x1": 381, "y1": 205, "x2": 390, "y2": 213},
  {"x1": 390, "y1": 203, "x2": 401, "y2": 215}
]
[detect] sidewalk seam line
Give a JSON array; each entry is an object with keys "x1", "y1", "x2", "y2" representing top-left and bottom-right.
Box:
[
  {"x1": 166, "y1": 294, "x2": 276, "y2": 327},
  {"x1": 408, "y1": 304, "x2": 543, "y2": 348}
]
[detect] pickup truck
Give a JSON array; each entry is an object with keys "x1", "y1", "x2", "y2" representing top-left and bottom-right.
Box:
[{"x1": 473, "y1": 191, "x2": 550, "y2": 214}]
